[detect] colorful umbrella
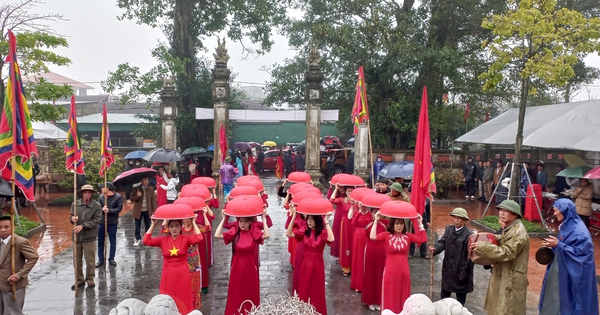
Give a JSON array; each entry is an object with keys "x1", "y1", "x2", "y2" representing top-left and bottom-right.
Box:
[
  {"x1": 564, "y1": 154, "x2": 589, "y2": 167},
  {"x1": 182, "y1": 146, "x2": 207, "y2": 155},
  {"x1": 583, "y1": 167, "x2": 600, "y2": 179},
  {"x1": 233, "y1": 142, "x2": 252, "y2": 150},
  {"x1": 248, "y1": 142, "x2": 261, "y2": 148},
  {"x1": 113, "y1": 167, "x2": 158, "y2": 186},
  {"x1": 263, "y1": 141, "x2": 277, "y2": 147},
  {"x1": 556, "y1": 166, "x2": 592, "y2": 178},
  {"x1": 124, "y1": 150, "x2": 147, "y2": 160}
]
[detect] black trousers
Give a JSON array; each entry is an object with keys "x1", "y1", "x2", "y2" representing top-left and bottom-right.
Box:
[
  {"x1": 465, "y1": 181, "x2": 476, "y2": 197},
  {"x1": 441, "y1": 287, "x2": 467, "y2": 306},
  {"x1": 579, "y1": 214, "x2": 590, "y2": 229}
]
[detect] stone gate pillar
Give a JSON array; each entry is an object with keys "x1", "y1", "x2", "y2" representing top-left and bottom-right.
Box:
[
  {"x1": 160, "y1": 76, "x2": 177, "y2": 151},
  {"x1": 211, "y1": 38, "x2": 231, "y2": 179},
  {"x1": 305, "y1": 45, "x2": 324, "y2": 182}
]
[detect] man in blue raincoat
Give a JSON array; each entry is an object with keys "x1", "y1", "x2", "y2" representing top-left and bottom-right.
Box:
[{"x1": 539, "y1": 198, "x2": 598, "y2": 315}]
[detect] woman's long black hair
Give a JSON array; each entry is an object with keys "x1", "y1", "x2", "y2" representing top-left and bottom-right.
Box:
[
  {"x1": 232, "y1": 217, "x2": 257, "y2": 255},
  {"x1": 304, "y1": 215, "x2": 325, "y2": 239},
  {"x1": 386, "y1": 218, "x2": 407, "y2": 234}
]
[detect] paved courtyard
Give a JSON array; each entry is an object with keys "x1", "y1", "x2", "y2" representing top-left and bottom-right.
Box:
[{"x1": 19, "y1": 175, "x2": 581, "y2": 314}]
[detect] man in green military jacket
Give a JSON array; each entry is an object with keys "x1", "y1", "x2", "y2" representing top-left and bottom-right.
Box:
[{"x1": 469, "y1": 200, "x2": 529, "y2": 315}]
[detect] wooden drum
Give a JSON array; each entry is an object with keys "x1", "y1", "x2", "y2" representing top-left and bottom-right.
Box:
[{"x1": 468, "y1": 233, "x2": 498, "y2": 265}]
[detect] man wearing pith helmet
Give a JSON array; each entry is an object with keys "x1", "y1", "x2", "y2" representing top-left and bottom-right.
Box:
[
  {"x1": 468, "y1": 199, "x2": 529, "y2": 315},
  {"x1": 429, "y1": 208, "x2": 474, "y2": 305}
]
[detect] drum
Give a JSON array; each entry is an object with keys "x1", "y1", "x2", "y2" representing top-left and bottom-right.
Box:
[{"x1": 468, "y1": 233, "x2": 499, "y2": 265}]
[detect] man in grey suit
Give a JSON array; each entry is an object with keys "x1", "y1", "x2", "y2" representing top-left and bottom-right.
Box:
[{"x1": 0, "y1": 215, "x2": 39, "y2": 315}]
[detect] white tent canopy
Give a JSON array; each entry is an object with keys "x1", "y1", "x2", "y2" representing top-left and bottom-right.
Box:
[
  {"x1": 195, "y1": 108, "x2": 339, "y2": 121},
  {"x1": 33, "y1": 122, "x2": 67, "y2": 139},
  {"x1": 455, "y1": 100, "x2": 600, "y2": 152}
]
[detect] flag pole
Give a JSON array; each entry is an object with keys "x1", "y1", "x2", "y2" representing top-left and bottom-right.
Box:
[
  {"x1": 10, "y1": 157, "x2": 16, "y2": 300},
  {"x1": 73, "y1": 173, "x2": 78, "y2": 297},
  {"x1": 103, "y1": 172, "x2": 107, "y2": 265},
  {"x1": 429, "y1": 198, "x2": 434, "y2": 300},
  {"x1": 367, "y1": 120, "x2": 375, "y2": 188}
]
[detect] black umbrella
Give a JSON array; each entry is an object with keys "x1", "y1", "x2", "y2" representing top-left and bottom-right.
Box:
[
  {"x1": 143, "y1": 148, "x2": 182, "y2": 163},
  {"x1": 113, "y1": 167, "x2": 158, "y2": 186},
  {"x1": 0, "y1": 178, "x2": 14, "y2": 198}
]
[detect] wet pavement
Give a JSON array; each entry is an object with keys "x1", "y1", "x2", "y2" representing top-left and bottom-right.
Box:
[{"x1": 19, "y1": 174, "x2": 600, "y2": 314}]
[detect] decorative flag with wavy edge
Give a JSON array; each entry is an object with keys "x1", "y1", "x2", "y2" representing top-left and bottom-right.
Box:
[
  {"x1": 464, "y1": 102, "x2": 470, "y2": 122},
  {"x1": 219, "y1": 123, "x2": 227, "y2": 164},
  {"x1": 99, "y1": 103, "x2": 113, "y2": 176},
  {"x1": 0, "y1": 30, "x2": 38, "y2": 201},
  {"x1": 351, "y1": 66, "x2": 369, "y2": 135},
  {"x1": 411, "y1": 87, "x2": 435, "y2": 214},
  {"x1": 65, "y1": 95, "x2": 85, "y2": 174}
]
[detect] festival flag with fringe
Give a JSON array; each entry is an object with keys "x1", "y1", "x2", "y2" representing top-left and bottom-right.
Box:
[
  {"x1": 411, "y1": 87, "x2": 435, "y2": 214},
  {"x1": 99, "y1": 103, "x2": 113, "y2": 176},
  {"x1": 219, "y1": 123, "x2": 227, "y2": 164},
  {"x1": 0, "y1": 30, "x2": 38, "y2": 201},
  {"x1": 351, "y1": 66, "x2": 369, "y2": 135},
  {"x1": 65, "y1": 95, "x2": 85, "y2": 174}
]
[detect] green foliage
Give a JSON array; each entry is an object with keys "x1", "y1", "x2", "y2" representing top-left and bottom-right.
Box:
[
  {"x1": 0, "y1": 1, "x2": 72, "y2": 122},
  {"x1": 433, "y1": 167, "x2": 464, "y2": 199},
  {"x1": 14, "y1": 215, "x2": 41, "y2": 237},
  {"x1": 480, "y1": 0, "x2": 600, "y2": 93},
  {"x1": 478, "y1": 216, "x2": 548, "y2": 233},
  {"x1": 49, "y1": 140, "x2": 125, "y2": 190},
  {"x1": 133, "y1": 113, "x2": 162, "y2": 146}
]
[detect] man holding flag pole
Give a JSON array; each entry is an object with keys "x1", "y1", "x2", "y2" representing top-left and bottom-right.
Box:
[
  {"x1": 411, "y1": 87, "x2": 437, "y2": 299},
  {"x1": 96, "y1": 104, "x2": 122, "y2": 268},
  {"x1": 0, "y1": 29, "x2": 40, "y2": 313}
]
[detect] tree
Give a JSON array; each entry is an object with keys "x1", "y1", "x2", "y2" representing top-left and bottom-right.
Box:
[
  {"x1": 49, "y1": 140, "x2": 124, "y2": 189},
  {"x1": 479, "y1": 0, "x2": 600, "y2": 197},
  {"x1": 0, "y1": 0, "x2": 72, "y2": 122},
  {"x1": 106, "y1": 0, "x2": 289, "y2": 148}
]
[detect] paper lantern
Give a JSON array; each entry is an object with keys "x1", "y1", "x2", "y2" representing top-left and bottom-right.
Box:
[
  {"x1": 291, "y1": 191, "x2": 322, "y2": 205},
  {"x1": 229, "y1": 186, "x2": 259, "y2": 199},
  {"x1": 236, "y1": 178, "x2": 265, "y2": 191},
  {"x1": 287, "y1": 171, "x2": 312, "y2": 183},
  {"x1": 379, "y1": 200, "x2": 418, "y2": 219},
  {"x1": 288, "y1": 183, "x2": 314, "y2": 195},
  {"x1": 154, "y1": 204, "x2": 195, "y2": 220},
  {"x1": 173, "y1": 197, "x2": 206, "y2": 212},
  {"x1": 296, "y1": 198, "x2": 333, "y2": 215},
  {"x1": 349, "y1": 187, "x2": 376, "y2": 203},
  {"x1": 180, "y1": 184, "x2": 212, "y2": 200},
  {"x1": 191, "y1": 177, "x2": 217, "y2": 188},
  {"x1": 361, "y1": 193, "x2": 392, "y2": 209},
  {"x1": 223, "y1": 195, "x2": 264, "y2": 217}
]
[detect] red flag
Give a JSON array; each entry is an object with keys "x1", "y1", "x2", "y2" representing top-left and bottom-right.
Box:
[
  {"x1": 219, "y1": 123, "x2": 227, "y2": 164},
  {"x1": 464, "y1": 102, "x2": 470, "y2": 122},
  {"x1": 411, "y1": 87, "x2": 434, "y2": 215},
  {"x1": 351, "y1": 66, "x2": 369, "y2": 135},
  {"x1": 65, "y1": 95, "x2": 85, "y2": 174},
  {"x1": 485, "y1": 111, "x2": 490, "y2": 122}
]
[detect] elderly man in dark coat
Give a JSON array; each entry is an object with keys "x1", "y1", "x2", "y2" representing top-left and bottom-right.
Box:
[{"x1": 430, "y1": 208, "x2": 474, "y2": 305}]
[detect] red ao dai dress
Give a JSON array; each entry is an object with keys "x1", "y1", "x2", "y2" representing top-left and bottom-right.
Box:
[
  {"x1": 375, "y1": 226, "x2": 427, "y2": 313},
  {"x1": 350, "y1": 211, "x2": 372, "y2": 292},
  {"x1": 297, "y1": 229, "x2": 330, "y2": 315},
  {"x1": 222, "y1": 224, "x2": 264, "y2": 315},
  {"x1": 181, "y1": 226, "x2": 202, "y2": 309},
  {"x1": 195, "y1": 213, "x2": 214, "y2": 292},
  {"x1": 361, "y1": 219, "x2": 388, "y2": 306},
  {"x1": 142, "y1": 233, "x2": 203, "y2": 314},
  {"x1": 331, "y1": 197, "x2": 353, "y2": 273}
]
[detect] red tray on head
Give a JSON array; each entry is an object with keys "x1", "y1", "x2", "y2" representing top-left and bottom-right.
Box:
[
  {"x1": 154, "y1": 204, "x2": 195, "y2": 220},
  {"x1": 289, "y1": 183, "x2": 314, "y2": 195},
  {"x1": 223, "y1": 195, "x2": 264, "y2": 217},
  {"x1": 379, "y1": 200, "x2": 418, "y2": 219},
  {"x1": 287, "y1": 171, "x2": 312, "y2": 183},
  {"x1": 361, "y1": 193, "x2": 392, "y2": 209},
  {"x1": 349, "y1": 187, "x2": 376, "y2": 203},
  {"x1": 330, "y1": 174, "x2": 365, "y2": 187},
  {"x1": 179, "y1": 184, "x2": 212, "y2": 200},
  {"x1": 173, "y1": 197, "x2": 206, "y2": 212},
  {"x1": 191, "y1": 177, "x2": 217, "y2": 188},
  {"x1": 296, "y1": 198, "x2": 333, "y2": 215},
  {"x1": 291, "y1": 191, "x2": 322, "y2": 205},
  {"x1": 229, "y1": 186, "x2": 259, "y2": 199},
  {"x1": 238, "y1": 175, "x2": 260, "y2": 181},
  {"x1": 236, "y1": 178, "x2": 265, "y2": 191}
]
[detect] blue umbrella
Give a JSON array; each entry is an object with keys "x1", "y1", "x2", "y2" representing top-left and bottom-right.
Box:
[
  {"x1": 124, "y1": 150, "x2": 147, "y2": 160},
  {"x1": 347, "y1": 138, "x2": 355, "y2": 145},
  {"x1": 378, "y1": 161, "x2": 414, "y2": 179}
]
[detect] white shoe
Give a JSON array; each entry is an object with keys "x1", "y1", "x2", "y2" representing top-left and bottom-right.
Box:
[
  {"x1": 465, "y1": 196, "x2": 469, "y2": 200},
  {"x1": 471, "y1": 195, "x2": 475, "y2": 201},
  {"x1": 375, "y1": 305, "x2": 381, "y2": 311},
  {"x1": 368, "y1": 305, "x2": 376, "y2": 311},
  {"x1": 134, "y1": 240, "x2": 141, "y2": 247}
]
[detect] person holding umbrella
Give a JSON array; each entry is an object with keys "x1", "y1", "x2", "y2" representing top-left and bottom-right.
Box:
[
  {"x1": 96, "y1": 182, "x2": 123, "y2": 268},
  {"x1": 130, "y1": 176, "x2": 158, "y2": 247}
]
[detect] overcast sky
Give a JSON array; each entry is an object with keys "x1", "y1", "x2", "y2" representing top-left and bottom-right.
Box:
[{"x1": 30, "y1": 0, "x2": 600, "y2": 101}]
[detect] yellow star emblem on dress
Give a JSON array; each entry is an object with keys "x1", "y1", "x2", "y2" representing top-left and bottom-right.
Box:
[{"x1": 168, "y1": 245, "x2": 180, "y2": 256}]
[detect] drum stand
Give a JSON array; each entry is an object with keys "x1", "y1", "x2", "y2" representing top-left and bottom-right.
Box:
[{"x1": 480, "y1": 162, "x2": 546, "y2": 228}]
